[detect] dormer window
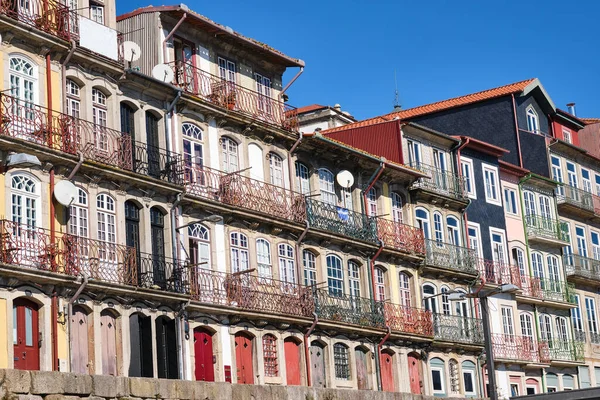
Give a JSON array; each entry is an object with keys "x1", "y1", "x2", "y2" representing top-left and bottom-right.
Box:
[
  {"x1": 562, "y1": 128, "x2": 572, "y2": 144},
  {"x1": 526, "y1": 106, "x2": 539, "y2": 134}
]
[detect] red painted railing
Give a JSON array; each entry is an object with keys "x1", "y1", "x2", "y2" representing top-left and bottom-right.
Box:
[
  {"x1": 185, "y1": 165, "x2": 306, "y2": 223},
  {"x1": 189, "y1": 268, "x2": 314, "y2": 318},
  {"x1": 0, "y1": 0, "x2": 79, "y2": 41},
  {"x1": 0, "y1": 94, "x2": 133, "y2": 170},
  {"x1": 377, "y1": 218, "x2": 425, "y2": 255},
  {"x1": 383, "y1": 302, "x2": 433, "y2": 336},
  {"x1": 491, "y1": 333, "x2": 545, "y2": 363},
  {"x1": 170, "y1": 61, "x2": 299, "y2": 132},
  {"x1": 477, "y1": 260, "x2": 521, "y2": 286}
]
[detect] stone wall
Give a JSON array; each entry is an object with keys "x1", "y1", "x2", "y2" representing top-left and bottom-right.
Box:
[{"x1": 0, "y1": 369, "x2": 474, "y2": 400}]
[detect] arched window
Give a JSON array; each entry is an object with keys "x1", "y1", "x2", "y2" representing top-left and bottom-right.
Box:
[
  {"x1": 422, "y1": 284, "x2": 438, "y2": 314},
  {"x1": 278, "y1": 244, "x2": 295, "y2": 285},
  {"x1": 374, "y1": 267, "x2": 385, "y2": 301},
  {"x1": 415, "y1": 208, "x2": 430, "y2": 239},
  {"x1": 230, "y1": 232, "x2": 249, "y2": 273},
  {"x1": 523, "y1": 191, "x2": 536, "y2": 217},
  {"x1": 182, "y1": 123, "x2": 204, "y2": 176},
  {"x1": 220, "y1": 137, "x2": 238, "y2": 172},
  {"x1": 9, "y1": 56, "x2": 36, "y2": 104},
  {"x1": 124, "y1": 200, "x2": 141, "y2": 263},
  {"x1": 11, "y1": 174, "x2": 39, "y2": 227},
  {"x1": 92, "y1": 88, "x2": 108, "y2": 152},
  {"x1": 531, "y1": 252, "x2": 544, "y2": 279},
  {"x1": 526, "y1": 106, "x2": 539, "y2": 134},
  {"x1": 333, "y1": 343, "x2": 350, "y2": 380},
  {"x1": 326, "y1": 255, "x2": 343, "y2": 296},
  {"x1": 269, "y1": 153, "x2": 284, "y2": 187},
  {"x1": 256, "y1": 238, "x2": 272, "y2": 279},
  {"x1": 556, "y1": 317, "x2": 568, "y2": 341},
  {"x1": 96, "y1": 194, "x2": 115, "y2": 244},
  {"x1": 391, "y1": 192, "x2": 403, "y2": 223},
  {"x1": 520, "y1": 313, "x2": 534, "y2": 338},
  {"x1": 120, "y1": 102, "x2": 135, "y2": 136},
  {"x1": 367, "y1": 187, "x2": 377, "y2": 216},
  {"x1": 547, "y1": 255, "x2": 560, "y2": 291},
  {"x1": 189, "y1": 224, "x2": 210, "y2": 269},
  {"x1": 303, "y1": 250, "x2": 317, "y2": 287},
  {"x1": 446, "y1": 216, "x2": 460, "y2": 245},
  {"x1": 399, "y1": 272, "x2": 412, "y2": 307},
  {"x1": 295, "y1": 161, "x2": 310, "y2": 194},
  {"x1": 69, "y1": 188, "x2": 88, "y2": 237},
  {"x1": 150, "y1": 207, "x2": 166, "y2": 281},
  {"x1": 441, "y1": 286, "x2": 451, "y2": 315},
  {"x1": 433, "y1": 212, "x2": 444, "y2": 243},
  {"x1": 262, "y1": 334, "x2": 278, "y2": 377},
  {"x1": 539, "y1": 314, "x2": 553, "y2": 342},
  {"x1": 348, "y1": 261, "x2": 360, "y2": 298},
  {"x1": 66, "y1": 79, "x2": 80, "y2": 118},
  {"x1": 512, "y1": 247, "x2": 526, "y2": 276},
  {"x1": 318, "y1": 168, "x2": 336, "y2": 205}
]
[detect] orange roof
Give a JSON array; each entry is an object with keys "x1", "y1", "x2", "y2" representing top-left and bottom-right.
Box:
[
  {"x1": 296, "y1": 104, "x2": 327, "y2": 114},
  {"x1": 324, "y1": 78, "x2": 537, "y2": 134},
  {"x1": 582, "y1": 118, "x2": 600, "y2": 125}
]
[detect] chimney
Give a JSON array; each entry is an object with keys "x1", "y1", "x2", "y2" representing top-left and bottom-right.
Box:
[
  {"x1": 393, "y1": 104, "x2": 402, "y2": 112},
  {"x1": 333, "y1": 104, "x2": 341, "y2": 111},
  {"x1": 567, "y1": 103, "x2": 576, "y2": 116}
]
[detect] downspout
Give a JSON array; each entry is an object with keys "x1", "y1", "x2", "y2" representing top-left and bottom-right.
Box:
[
  {"x1": 67, "y1": 151, "x2": 84, "y2": 180},
  {"x1": 162, "y1": 13, "x2": 187, "y2": 63},
  {"x1": 370, "y1": 240, "x2": 384, "y2": 302},
  {"x1": 511, "y1": 94, "x2": 524, "y2": 168},
  {"x1": 362, "y1": 162, "x2": 385, "y2": 299},
  {"x1": 176, "y1": 300, "x2": 190, "y2": 380},
  {"x1": 376, "y1": 326, "x2": 391, "y2": 391},
  {"x1": 68, "y1": 274, "x2": 88, "y2": 372},
  {"x1": 171, "y1": 193, "x2": 185, "y2": 379},
  {"x1": 279, "y1": 67, "x2": 304, "y2": 100},
  {"x1": 287, "y1": 131, "x2": 303, "y2": 190},
  {"x1": 304, "y1": 313, "x2": 318, "y2": 386},
  {"x1": 165, "y1": 89, "x2": 182, "y2": 158}
]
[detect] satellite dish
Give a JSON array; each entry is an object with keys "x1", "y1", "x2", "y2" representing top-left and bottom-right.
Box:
[
  {"x1": 121, "y1": 41, "x2": 141, "y2": 62},
  {"x1": 152, "y1": 64, "x2": 174, "y2": 83},
  {"x1": 54, "y1": 180, "x2": 78, "y2": 207},
  {"x1": 336, "y1": 170, "x2": 354, "y2": 188}
]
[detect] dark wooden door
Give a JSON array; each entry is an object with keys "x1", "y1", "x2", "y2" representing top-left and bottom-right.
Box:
[
  {"x1": 235, "y1": 332, "x2": 254, "y2": 384},
  {"x1": 284, "y1": 338, "x2": 301, "y2": 386},
  {"x1": 145, "y1": 112, "x2": 161, "y2": 179},
  {"x1": 150, "y1": 207, "x2": 165, "y2": 287},
  {"x1": 355, "y1": 347, "x2": 369, "y2": 390},
  {"x1": 156, "y1": 316, "x2": 178, "y2": 379},
  {"x1": 128, "y1": 313, "x2": 153, "y2": 377},
  {"x1": 13, "y1": 298, "x2": 39, "y2": 370},
  {"x1": 124, "y1": 201, "x2": 141, "y2": 283},
  {"x1": 380, "y1": 351, "x2": 395, "y2": 392},
  {"x1": 71, "y1": 305, "x2": 89, "y2": 374},
  {"x1": 408, "y1": 352, "x2": 422, "y2": 394},
  {"x1": 194, "y1": 328, "x2": 214, "y2": 381},
  {"x1": 100, "y1": 310, "x2": 117, "y2": 375},
  {"x1": 309, "y1": 341, "x2": 326, "y2": 388}
]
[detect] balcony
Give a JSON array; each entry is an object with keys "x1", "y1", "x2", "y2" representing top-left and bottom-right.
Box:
[
  {"x1": 543, "y1": 339, "x2": 584, "y2": 364},
  {"x1": 136, "y1": 252, "x2": 189, "y2": 293},
  {"x1": 383, "y1": 303, "x2": 433, "y2": 337},
  {"x1": 0, "y1": 0, "x2": 79, "y2": 41},
  {"x1": 313, "y1": 289, "x2": 385, "y2": 329},
  {"x1": 306, "y1": 198, "x2": 378, "y2": 243},
  {"x1": 423, "y1": 239, "x2": 478, "y2": 276},
  {"x1": 524, "y1": 215, "x2": 568, "y2": 246},
  {"x1": 133, "y1": 141, "x2": 183, "y2": 185},
  {"x1": 517, "y1": 275, "x2": 574, "y2": 305},
  {"x1": 0, "y1": 220, "x2": 137, "y2": 286},
  {"x1": 564, "y1": 254, "x2": 600, "y2": 285},
  {"x1": 376, "y1": 218, "x2": 425, "y2": 256},
  {"x1": 409, "y1": 162, "x2": 468, "y2": 204},
  {"x1": 189, "y1": 269, "x2": 314, "y2": 319},
  {"x1": 557, "y1": 185, "x2": 598, "y2": 217},
  {"x1": 477, "y1": 259, "x2": 521, "y2": 286},
  {"x1": 491, "y1": 334, "x2": 546, "y2": 364},
  {"x1": 432, "y1": 314, "x2": 484, "y2": 346},
  {"x1": 170, "y1": 61, "x2": 298, "y2": 132},
  {"x1": 184, "y1": 165, "x2": 306, "y2": 223}
]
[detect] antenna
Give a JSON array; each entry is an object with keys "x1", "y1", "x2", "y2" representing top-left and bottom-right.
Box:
[{"x1": 393, "y1": 69, "x2": 401, "y2": 111}]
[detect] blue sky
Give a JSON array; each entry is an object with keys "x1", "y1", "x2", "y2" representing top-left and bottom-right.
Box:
[{"x1": 117, "y1": 0, "x2": 600, "y2": 120}]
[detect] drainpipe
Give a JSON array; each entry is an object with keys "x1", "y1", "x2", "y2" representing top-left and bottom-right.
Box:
[
  {"x1": 162, "y1": 13, "x2": 187, "y2": 64},
  {"x1": 295, "y1": 220, "x2": 309, "y2": 286},
  {"x1": 304, "y1": 313, "x2": 318, "y2": 386},
  {"x1": 177, "y1": 300, "x2": 190, "y2": 380},
  {"x1": 67, "y1": 274, "x2": 88, "y2": 372},
  {"x1": 370, "y1": 240, "x2": 384, "y2": 301},
  {"x1": 362, "y1": 162, "x2": 385, "y2": 297},
  {"x1": 67, "y1": 151, "x2": 84, "y2": 180},
  {"x1": 511, "y1": 94, "x2": 524, "y2": 168},
  {"x1": 165, "y1": 89, "x2": 182, "y2": 157},
  {"x1": 287, "y1": 131, "x2": 303, "y2": 192},
  {"x1": 171, "y1": 193, "x2": 185, "y2": 264},
  {"x1": 376, "y1": 326, "x2": 391, "y2": 391},
  {"x1": 279, "y1": 67, "x2": 304, "y2": 100}
]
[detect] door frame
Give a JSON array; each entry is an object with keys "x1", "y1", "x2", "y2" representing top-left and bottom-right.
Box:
[
  {"x1": 283, "y1": 336, "x2": 304, "y2": 386},
  {"x1": 407, "y1": 351, "x2": 423, "y2": 395},
  {"x1": 9, "y1": 293, "x2": 49, "y2": 371},
  {"x1": 12, "y1": 296, "x2": 41, "y2": 371},
  {"x1": 354, "y1": 345, "x2": 371, "y2": 390},
  {"x1": 99, "y1": 308, "x2": 123, "y2": 376},
  {"x1": 233, "y1": 330, "x2": 255, "y2": 384},
  {"x1": 193, "y1": 326, "x2": 216, "y2": 382},
  {"x1": 380, "y1": 348, "x2": 396, "y2": 392},
  {"x1": 71, "y1": 304, "x2": 95, "y2": 375}
]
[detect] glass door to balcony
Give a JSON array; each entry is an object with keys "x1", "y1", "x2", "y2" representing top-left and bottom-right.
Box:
[
  {"x1": 145, "y1": 112, "x2": 161, "y2": 179},
  {"x1": 432, "y1": 149, "x2": 448, "y2": 192},
  {"x1": 125, "y1": 201, "x2": 141, "y2": 284},
  {"x1": 174, "y1": 39, "x2": 195, "y2": 92},
  {"x1": 150, "y1": 207, "x2": 166, "y2": 288}
]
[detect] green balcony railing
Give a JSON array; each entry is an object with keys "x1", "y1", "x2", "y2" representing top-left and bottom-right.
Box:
[
  {"x1": 524, "y1": 215, "x2": 568, "y2": 242},
  {"x1": 424, "y1": 239, "x2": 478, "y2": 274},
  {"x1": 564, "y1": 254, "x2": 600, "y2": 281},
  {"x1": 518, "y1": 275, "x2": 575, "y2": 304},
  {"x1": 306, "y1": 198, "x2": 378, "y2": 243},
  {"x1": 544, "y1": 339, "x2": 585, "y2": 363},
  {"x1": 557, "y1": 185, "x2": 595, "y2": 212},
  {"x1": 433, "y1": 314, "x2": 484, "y2": 345},
  {"x1": 313, "y1": 289, "x2": 385, "y2": 328},
  {"x1": 409, "y1": 162, "x2": 468, "y2": 201}
]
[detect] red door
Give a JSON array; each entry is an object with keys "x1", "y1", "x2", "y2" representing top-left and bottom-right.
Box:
[
  {"x1": 13, "y1": 298, "x2": 39, "y2": 370},
  {"x1": 194, "y1": 328, "x2": 214, "y2": 382},
  {"x1": 284, "y1": 338, "x2": 301, "y2": 385},
  {"x1": 380, "y1": 350, "x2": 395, "y2": 392},
  {"x1": 71, "y1": 305, "x2": 90, "y2": 374},
  {"x1": 235, "y1": 332, "x2": 254, "y2": 384},
  {"x1": 408, "y1": 352, "x2": 422, "y2": 394},
  {"x1": 100, "y1": 310, "x2": 117, "y2": 375}
]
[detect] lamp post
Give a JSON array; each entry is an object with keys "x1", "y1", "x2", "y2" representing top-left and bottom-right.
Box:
[{"x1": 449, "y1": 283, "x2": 520, "y2": 400}]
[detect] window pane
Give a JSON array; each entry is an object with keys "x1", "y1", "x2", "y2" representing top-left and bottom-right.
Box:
[
  {"x1": 432, "y1": 370, "x2": 442, "y2": 391},
  {"x1": 25, "y1": 307, "x2": 33, "y2": 346},
  {"x1": 463, "y1": 372, "x2": 474, "y2": 393}
]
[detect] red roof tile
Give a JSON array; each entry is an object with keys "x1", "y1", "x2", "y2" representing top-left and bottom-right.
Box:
[
  {"x1": 296, "y1": 104, "x2": 327, "y2": 114},
  {"x1": 582, "y1": 118, "x2": 600, "y2": 125}
]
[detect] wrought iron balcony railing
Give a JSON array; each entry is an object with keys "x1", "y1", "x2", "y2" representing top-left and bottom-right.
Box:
[
  {"x1": 409, "y1": 162, "x2": 468, "y2": 201},
  {"x1": 574, "y1": 330, "x2": 586, "y2": 343},
  {"x1": 564, "y1": 254, "x2": 600, "y2": 281},
  {"x1": 383, "y1": 303, "x2": 433, "y2": 336},
  {"x1": 0, "y1": 219, "x2": 137, "y2": 286},
  {"x1": 433, "y1": 313, "x2": 484, "y2": 345},
  {"x1": 133, "y1": 141, "x2": 184, "y2": 185},
  {"x1": 376, "y1": 218, "x2": 425, "y2": 255},
  {"x1": 517, "y1": 275, "x2": 574, "y2": 304},
  {"x1": 0, "y1": 0, "x2": 79, "y2": 41},
  {"x1": 491, "y1": 334, "x2": 546, "y2": 363},
  {"x1": 424, "y1": 239, "x2": 478, "y2": 274},
  {"x1": 184, "y1": 165, "x2": 306, "y2": 223},
  {"x1": 137, "y1": 252, "x2": 190, "y2": 293},
  {"x1": 524, "y1": 214, "x2": 568, "y2": 242},
  {"x1": 477, "y1": 259, "x2": 521, "y2": 286},
  {"x1": 591, "y1": 332, "x2": 600, "y2": 344},
  {"x1": 170, "y1": 61, "x2": 298, "y2": 132},
  {"x1": 557, "y1": 185, "x2": 596, "y2": 213},
  {"x1": 543, "y1": 339, "x2": 584, "y2": 363},
  {"x1": 306, "y1": 198, "x2": 378, "y2": 243},
  {"x1": 313, "y1": 289, "x2": 385, "y2": 328}
]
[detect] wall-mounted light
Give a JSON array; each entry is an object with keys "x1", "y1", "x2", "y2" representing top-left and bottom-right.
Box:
[
  {"x1": 5, "y1": 152, "x2": 41, "y2": 171},
  {"x1": 175, "y1": 214, "x2": 223, "y2": 231}
]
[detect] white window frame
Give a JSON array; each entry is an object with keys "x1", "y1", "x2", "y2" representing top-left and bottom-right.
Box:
[
  {"x1": 501, "y1": 306, "x2": 514, "y2": 336},
  {"x1": 277, "y1": 243, "x2": 295, "y2": 285},
  {"x1": 90, "y1": 3, "x2": 104, "y2": 24},
  {"x1": 218, "y1": 57, "x2": 236, "y2": 83},
  {"x1": 406, "y1": 139, "x2": 422, "y2": 168},
  {"x1": 526, "y1": 106, "x2": 539, "y2": 134},
  {"x1": 367, "y1": 187, "x2": 378, "y2": 217},
  {"x1": 551, "y1": 155, "x2": 565, "y2": 197},
  {"x1": 230, "y1": 232, "x2": 249, "y2": 273},
  {"x1": 269, "y1": 153, "x2": 284, "y2": 187},
  {"x1": 467, "y1": 222, "x2": 482, "y2": 258},
  {"x1": 391, "y1": 192, "x2": 403, "y2": 223},
  {"x1": 220, "y1": 136, "x2": 239, "y2": 173},
  {"x1": 460, "y1": 156, "x2": 476, "y2": 199},
  {"x1": 503, "y1": 187, "x2": 518, "y2": 215},
  {"x1": 562, "y1": 128, "x2": 572, "y2": 144},
  {"x1": 256, "y1": 238, "x2": 272, "y2": 280},
  {"x1": 295, "y1": 162, "x2": 310, "y2": 195},
  {"x1": 572, "y1": 294, "x2": 584, "y2": 335},
  {"x1": 582, "y1": 168, "x2": 593, "y2": 193},
  {"x1": 586, "y1": 297, "x2": 598, "y2": 335},
  {"x1": 490, "y1": 228, "x2": 508, "y2": 265},
  {"x1": 318, "y1": 168, "x2": 336, "y2": 205},
  {"x1": 482, "y1": 163, "x2": 501, "y2": 206},
  {"x1": 463, "y1": 370, "x2": 476, "y2": 396},
  {"x1": 348, "y1": 261, "x2": 361, "y2": 299},
  {"x1": 69, "y1": 188, "x2": 88, "y2": 238},
  {"x1": 415, "y1": 207, "x2": 431, "y2": 240},
  {"x1": 302, "y1": 250, "x2": 317, "y2": 287},
  {"x1": 431, "y1": 367, "x2": 445, "y2": 394}
]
